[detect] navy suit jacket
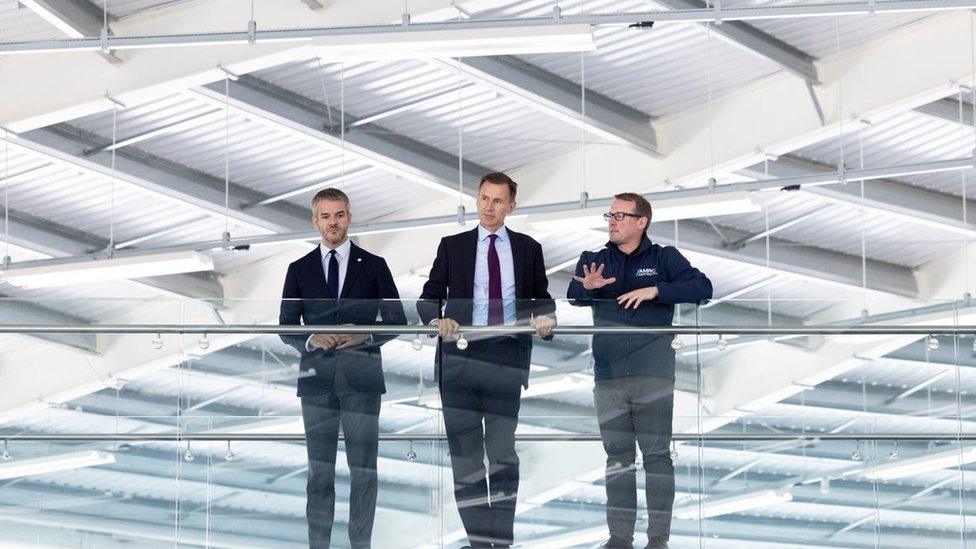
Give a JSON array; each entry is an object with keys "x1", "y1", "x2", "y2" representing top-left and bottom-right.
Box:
[
  {"x1": 279, "y1": 242, "x2": 406, "y2": 396},
  {"x1": 417, "y1": 226, "x2": 555, "y2": 387}
]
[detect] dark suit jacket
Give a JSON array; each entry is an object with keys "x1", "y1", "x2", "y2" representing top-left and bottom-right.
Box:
[
  {"x1": 279, "y1": 242, "x2": 406, "y2": 396},
  {"x1": 418, "y1": 226, "x2": 556, "y2": 387}
]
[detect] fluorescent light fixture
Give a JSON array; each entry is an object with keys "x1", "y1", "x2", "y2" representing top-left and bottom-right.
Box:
[
  {"x1": 0, "y1": 450, "x2": 115, "y2": 480},
  {"x1": 673, "y1": 489, "x2": 793, "y2": 520},
  {"x1": 530, "y1": 192, "x2": 760, "y2": 232},
  {"x1": 1, "y1": 22, "x2": 594, "y2": 57},
  {"x1": 862, "y1": 447, "x2": 976, "y2": 481},
  {"x1": 311, "y1": 25, "x2": 594, "y2": 61},
  {"x1": 1, "y1": 251, "x2": 214, "y2": 289},
  {"x1": 18, "y1": 0, "x2": 86, "y2": 39}
]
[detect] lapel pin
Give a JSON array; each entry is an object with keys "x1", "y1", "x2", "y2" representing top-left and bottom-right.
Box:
[{"x1": 356, "y1": 258, "x2": 362, "y2": 262}]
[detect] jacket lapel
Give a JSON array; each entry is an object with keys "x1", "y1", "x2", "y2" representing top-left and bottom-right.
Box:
[
  {"x1": 340, "y1": 243, "x2": 363, "y2": 298},
  {"x1": 462, "y1": 227, "x2": 478, "y2": 296},
  {"x1": 302, "y1": 245, "x2": 330, "y2": 299},
  {"x1": 509, "y1": 229, "x2": 526, "y2": 298}
]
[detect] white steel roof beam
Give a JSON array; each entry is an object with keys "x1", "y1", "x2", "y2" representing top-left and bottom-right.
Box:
[
  {"x1": 433, "y1": 56, "x2": 658, "y2": 154},
  {"x1": 651, "y1": 0, "x2": 820, "y2": 84},
  {"x1": 11, "y1": 126, "x2": 312, "y2": 234},
  {"x1": 649, "y1": 220, "x2": 918, "y2": 298},
  {"x1": 739, "y1": 154, "x2": 976, "y2": 239},
  {"x1": 194, "y1": 75, "x2": 490, "y2": 197},
  {"x1": 915, "y1": 96, "x2": 976, "y2": 127}
]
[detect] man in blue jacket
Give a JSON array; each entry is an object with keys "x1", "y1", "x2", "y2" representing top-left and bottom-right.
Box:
[
  {"x1": 567, "y1": 193, "x2": 712, "y2": 549},
  {"x1": 280, "y1": 187, "x2": 406, "y2": 549}
]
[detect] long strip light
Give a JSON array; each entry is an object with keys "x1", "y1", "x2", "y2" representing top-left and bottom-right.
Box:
[
  {"x1": 861, "y1": 446, "x2": 976, "y2": 480},
  {"x1": 0, "y1": 24, "x2": 595, "y2": 57},
  {"x1": 673, "y1": 489, "x2": 793, "y2": 520},
  {"x1": 4, "y1": 1, "x2": 976, "y2": 55},
  {"x1": 0, "y1": 450, "x2": 115, "y2": 480},
  {"x1": 0, "y1": 251, "x2": 213, "y2": 289},
  {"x1": 530, "y1": 192, "x2": 760, "y2": 231}
]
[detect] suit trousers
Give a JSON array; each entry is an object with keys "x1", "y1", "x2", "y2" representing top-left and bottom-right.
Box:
[
  {"x1": 301, "y1": 366, "x2": 381, "y2": 549},
  {"x1": 439, "y1": 337, "x2": 523, "y2": 548},
  {"x1": 594, "y1": 375, "x2": 675, "y2": 545}
]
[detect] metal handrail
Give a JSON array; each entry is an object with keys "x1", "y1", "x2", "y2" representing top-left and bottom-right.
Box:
[
  {"x1": 0, "y1": 324, "x2": 974, "y2": 335},
  {"x1": 2, "y1": 433, "x2": 974, "y2": 442}
]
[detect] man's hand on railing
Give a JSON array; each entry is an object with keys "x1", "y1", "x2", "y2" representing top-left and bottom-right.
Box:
[
  {"x1": 433, "y1": 318, "x2": 461, "y2": 341},
  {"x1": 531, "y1": 314, "x2": 556, "y2": 339},
  {"x1": 617, "y1": 286, "x2": 659, "y2": 309},
  {"x1": 334, "y1": 324, "x2": 371, "y2": 349},
  {"x1": 309, "y1": 333, "x2": 341, "y2": 351},
  {"x1": 308, "y1": 325, "x2": 372, "y2": 351},
  {"x1": 573, "y1": 262, "x2": 617, "y2": 291}
]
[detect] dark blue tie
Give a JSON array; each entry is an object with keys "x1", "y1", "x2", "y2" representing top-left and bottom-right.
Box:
[{"x1": 327, "y1": 249, "x2": 339, "y2": 298}]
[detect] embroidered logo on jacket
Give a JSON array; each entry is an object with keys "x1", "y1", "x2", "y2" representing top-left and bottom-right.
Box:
[{"x1": 636, "y1": 268, "x2": 657, "y2": 277}]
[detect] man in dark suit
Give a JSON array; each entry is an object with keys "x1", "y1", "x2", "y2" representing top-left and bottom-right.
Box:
[
  {"x1": 279, "y1": 187, "x2": 406, "y2": 549},
  {"x1": 418, "y1": 172, "x2": 556, "y2": 548}
]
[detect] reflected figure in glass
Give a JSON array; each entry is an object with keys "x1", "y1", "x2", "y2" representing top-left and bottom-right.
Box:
[
  {"x1": 279, "y1": 188, "x2": 406, "y2": 549},
  {"x1": 567, "y1": 193, "x2": 712, "y2": 549}
]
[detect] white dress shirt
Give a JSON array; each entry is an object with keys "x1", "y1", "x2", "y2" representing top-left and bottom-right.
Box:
[
  {"x1": 307, "y1": 239, "x2": 369, "y2": 351},
  {"x1": 320, "y1": 238, "x2": 351, "y2": 297}
]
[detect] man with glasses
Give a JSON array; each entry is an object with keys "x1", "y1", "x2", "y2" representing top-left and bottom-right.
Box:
[{"x1": 567, "y1": 193, "x2": 712, "y2": 549}]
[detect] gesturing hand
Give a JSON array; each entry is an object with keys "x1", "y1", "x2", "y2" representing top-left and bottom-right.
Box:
[{"x1": 573, "y1": 262, "x2": 617, "y2": 291}]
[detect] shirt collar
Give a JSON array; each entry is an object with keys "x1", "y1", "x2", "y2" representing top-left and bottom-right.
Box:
[
  {"x1": 478, "y1": 224, "x2": 509, "y2": 243},
  {"x1": 319, "y1": 238, "x2": 352, "y2": 260}
]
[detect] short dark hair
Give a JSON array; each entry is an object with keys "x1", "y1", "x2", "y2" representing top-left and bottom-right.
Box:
[
  {"x1": 479, "y1": 172, "x2": 517, "y2": 200},
  {"x1": 614, "y1": 192, "x2": 652, "y2": 222},
  {"x1": 311, "y1": 187, "x2": 350, "y2": 211}
]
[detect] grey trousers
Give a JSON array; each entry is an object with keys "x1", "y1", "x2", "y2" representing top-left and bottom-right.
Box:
[
  {"x1": 301, "y1": 367, "x2": 381, "y2": 549},
  {"x1": 594, "y1": 375, "x2": 675, "y2": 544}
]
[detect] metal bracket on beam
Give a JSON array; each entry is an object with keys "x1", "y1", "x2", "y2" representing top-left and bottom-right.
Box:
[
  {"x1": 103, "y1": 93, "x2": 126, "y2": 110},
  {"x1": 247, "y1": 19, "x2": 257, "y2": 44},
  {"x1": 715, "y1": 0, "x2": 723, "y2": 24},
  {"x1": 552, "y1": 5, "x2": 561, "y2": 21},
  {"x1": 806, "y1": 82, "x2": 826, "y2": 126},
  {"x1": 99, "y1": 25, "x2": 109, "y2": 54},
  {"x1": 402, "y1": 12, "x2": 411, "y2": 26},
  {"x1": 217, "y1": 63, "x2": 240, "y2": 81}
]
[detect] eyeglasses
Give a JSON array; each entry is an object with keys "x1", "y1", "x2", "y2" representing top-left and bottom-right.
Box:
[{"x1": 603, "y1": 211, "x2": 643, "y2": 222}]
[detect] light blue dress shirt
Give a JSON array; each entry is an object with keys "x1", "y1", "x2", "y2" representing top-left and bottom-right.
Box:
[{"x1": 473, "y1": 224, "x2": 517, "y2": 326}]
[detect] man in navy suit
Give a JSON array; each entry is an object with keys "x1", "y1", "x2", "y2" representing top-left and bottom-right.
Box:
[
  {"x1": 279, "y1": 187, "x2": 406, "y2": 549},
  {"x1": 418, "y1": 172, "x2": 556, "y2": 548}
]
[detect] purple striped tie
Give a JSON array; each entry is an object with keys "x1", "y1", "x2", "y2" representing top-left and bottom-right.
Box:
[{"x1": 488, "y1": 234, "x2": 503, "y2": 326}]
